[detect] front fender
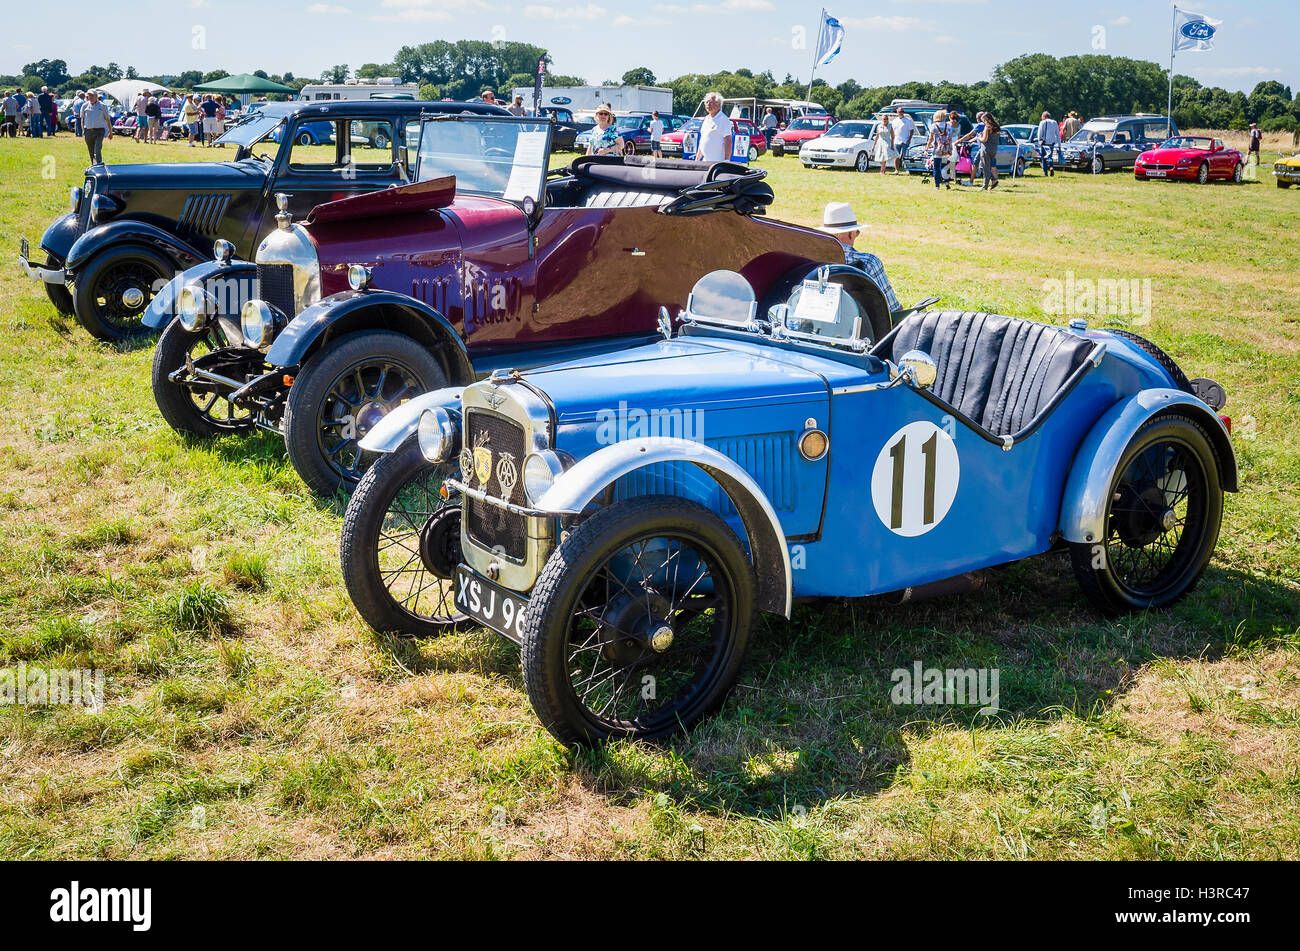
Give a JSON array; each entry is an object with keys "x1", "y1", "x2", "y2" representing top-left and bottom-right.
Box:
[
  {"x1": 39, "y1": 211, "x2": 81, "y2": 263},
  {"x1": 356, "y1": 387, "x2": 465, "y2": 455},
  {"x1": 535, "y1": 437, "x2": 792, "y2": 618},
  {"x1": 143, "y1": 259, "x2": 257, "y2": 329},
  {"x1": 266, "y1": 290, "x2": 472, "y2": 384},
  {"x1": 1059, "y1": 389, "x2": 1238, "y2": 545},
  {"x1": 65, "y1": 219, "x2": 206, "y2": 274}
]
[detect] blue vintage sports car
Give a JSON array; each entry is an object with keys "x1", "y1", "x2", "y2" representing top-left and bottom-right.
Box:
[{"x1": 341, "y1": 270, "x2": 1237, "y2": 746}]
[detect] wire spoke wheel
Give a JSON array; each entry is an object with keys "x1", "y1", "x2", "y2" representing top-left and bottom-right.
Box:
[
  {"x1": 318, "y1": 359, "x2": 424, "y2": 484},
  {"x1": 522, "y1": 496, "x2": 755, "y2": 746},
  {"x1": 185, "y1": 326, "x2": 254, "y2": 430},
  {"x1": 1071, "y1": 416, "x2": 1224, "y2": 614},
  {"x1": 341, "y1": 435, "x2": 466, "y2": 636}
]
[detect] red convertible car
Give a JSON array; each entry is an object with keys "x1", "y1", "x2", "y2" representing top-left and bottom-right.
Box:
[{"x1": 1134, "y1": 136, "x2": 1244, "y2": 184}]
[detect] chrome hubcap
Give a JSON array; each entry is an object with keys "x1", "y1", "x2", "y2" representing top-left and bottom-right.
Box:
[
  {"x1": 120, "y1": 287, "x2": 145, "y2": 309},
  {"x1": 649, "y1": 625, "x2": 675, "y2": 653}
]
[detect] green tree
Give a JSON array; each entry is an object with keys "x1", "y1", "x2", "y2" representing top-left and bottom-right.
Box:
[
  {"x1": 621, "y1": 67, "x2": 657, "y2": 86},
  {"x1": 22, "y1": 59, "x2": 69, "y2": 86}
]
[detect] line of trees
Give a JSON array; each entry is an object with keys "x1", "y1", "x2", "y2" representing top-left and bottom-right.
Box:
[{"x1": 4, "y1": 48, "x2": 1297, "y2": 132}]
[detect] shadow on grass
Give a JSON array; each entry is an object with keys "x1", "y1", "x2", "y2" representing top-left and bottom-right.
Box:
[{"x1": 572, "y1": 554, "x2": 1299, "y2": 820}]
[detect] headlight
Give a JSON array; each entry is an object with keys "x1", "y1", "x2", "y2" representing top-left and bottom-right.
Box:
[
  {"x1": 417, "y1": 407, "x2": 457, "y2": 464},
  {"x1": 523, "y1": 451, "x2": 566, "y2": 505},
  {"x1": 347, "y1": 264, "x2": 372, "y2": 291},
  {"x1": 89, "y1": 193, "x2": 118, "y2": 224},
  {"x1": 69, "y1": 186, "x2": 83, "y2": 212},
  {"x1": 240, "y1": 299, "x2": 277, "y2": 350},
  {"x1": 177, "y1": 284, "x2": 207, "y2": 332},
  {"x1": 213, "y1": 239, "x2": 235, "y2": 263}
]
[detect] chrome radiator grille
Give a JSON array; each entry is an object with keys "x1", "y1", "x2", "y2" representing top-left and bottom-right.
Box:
[{"x1": 464, "y1": 410, "x2": 528, "y2": 561}]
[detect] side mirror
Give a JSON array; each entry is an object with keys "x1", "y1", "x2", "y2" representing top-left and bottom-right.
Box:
[
  {"x1": 892, "y1": 350, "x2": 938, "y2": 389},
  {"x1": 397, "y1": 145, "x2": 410, "y2": 172}
]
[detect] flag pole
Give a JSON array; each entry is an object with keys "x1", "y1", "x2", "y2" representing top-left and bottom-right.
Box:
[
  {"x1": 1168, "y1": 5, "x2": 1176, "y2": 126},
  {"x1": 804, "y1": 7, "x2": 824, "y2": 111}
]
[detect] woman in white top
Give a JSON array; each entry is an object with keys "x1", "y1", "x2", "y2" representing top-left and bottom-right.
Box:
[{"x1": 872, "y1": 116, "x2": 896, "y2": 174}]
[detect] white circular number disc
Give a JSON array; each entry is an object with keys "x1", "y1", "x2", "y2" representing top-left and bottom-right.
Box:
[{"x1": 871, "y1": 421, "x2": 960, "y2": 537}]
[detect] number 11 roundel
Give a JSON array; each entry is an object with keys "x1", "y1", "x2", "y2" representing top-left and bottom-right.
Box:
[{"x1": 870, "y1": 421, "x2": 960, "y2": 537}]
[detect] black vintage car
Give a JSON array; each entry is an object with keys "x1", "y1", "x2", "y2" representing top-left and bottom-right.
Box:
[
  {"x1": 537, "y1": 106, "x2": 593, "y2": 152},
  {"x1": 17, "y1": 99, "x2": 508, "y2": 342}
]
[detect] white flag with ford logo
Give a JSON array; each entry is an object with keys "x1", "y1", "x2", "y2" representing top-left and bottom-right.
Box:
[{"x1": 1173, "y1": 8, "x2": 1221, "y2": 51}]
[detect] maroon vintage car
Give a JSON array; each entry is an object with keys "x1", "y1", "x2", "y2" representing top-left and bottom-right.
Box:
[{"x1": 150, "y1": 115, "x2": 898, "y2": 496}]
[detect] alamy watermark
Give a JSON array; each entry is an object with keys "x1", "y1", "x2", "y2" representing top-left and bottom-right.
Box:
[
  {"x1": 595, "y1": 400, "x2": 706, "y2": 445},
  {"x1": 890, "y1": 662, "x2": 999, "y2": 715},
  {"x1": 1043, "y1": 270, "x2": 1152, "y2": 326},
  {"x1": 0, "y1": 664, "x2": 105, "y2": 712}
]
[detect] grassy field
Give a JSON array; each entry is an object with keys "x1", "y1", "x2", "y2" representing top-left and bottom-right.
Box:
[{"x1": 1, "y1": 133, "x2": 1298, "y2": 860}]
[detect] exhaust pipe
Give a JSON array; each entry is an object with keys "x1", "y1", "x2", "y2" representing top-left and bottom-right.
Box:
[{"x1": 881, "y1": 571, "x2": 985, "y2": 606}]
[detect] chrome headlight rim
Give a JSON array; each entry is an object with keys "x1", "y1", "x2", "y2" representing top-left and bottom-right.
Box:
[
  {"x1": 347, "y1": 264, "x2": 372, "y2": 291},
  {"x1": 69, "y1": 186, "x2": 83, "y2": 212},
  {"x1": 177, "y1": 282, "x2": 210, "y2": 332},
  {"x1": 523, "y1": 450, "x2": 567, "y2": 505},
  {"x1": 239, "y1": 299, "x2": 283, "y2": 352},
  {"x1": 213, "y1": 238, "x2": 236, "y2": 263},
  {"x1": 416, "y1": 407, "x2": 458, "y2": 464}
]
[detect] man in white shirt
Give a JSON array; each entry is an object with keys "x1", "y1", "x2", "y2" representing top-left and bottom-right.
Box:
[
  {"x1": 1036, "y1": 111, "x2": 1062, "y2": 176},
  {"x1": 696, "y1": 91, "x2": 734, "y2": 163},
  {"x1": 649, "y1": 110, "x2": 665, "y2": 158},
  {"x1": 889, "y1": 107, "x2": 915, "y2": 173}
]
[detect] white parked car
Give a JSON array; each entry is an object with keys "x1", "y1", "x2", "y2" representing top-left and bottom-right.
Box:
[{"x1": 800, "y1": 119, "x2": 878, "y2": 173}]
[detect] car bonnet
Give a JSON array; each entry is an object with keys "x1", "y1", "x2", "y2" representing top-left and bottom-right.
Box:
[{"x1": 515, "y1": 338, "x2": 832, "y2": 424}]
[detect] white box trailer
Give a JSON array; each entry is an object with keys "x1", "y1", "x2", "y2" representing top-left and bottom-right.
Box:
[
  {"x1": 512, "y1": 85, "x2": 674, "y2": 118},
  {"x1": 298, "y1": 82, "x2": 421, "y2": 102}
]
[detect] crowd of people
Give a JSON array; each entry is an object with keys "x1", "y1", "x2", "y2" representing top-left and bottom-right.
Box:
[{"x1": 1, "y1": 87, "x2": 61, "y2": 138}]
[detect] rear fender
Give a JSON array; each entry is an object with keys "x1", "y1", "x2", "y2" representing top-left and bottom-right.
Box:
[
  {"x1": 1059, "y1": 389, "x2": 1238, "y2": 545},
  {"x1": 356, "y1": 387, "x2": 465, "y2": 455},
  {"x1": 65, "y1": 219, "x2": 206, "y2": 274},
  {"x1": 534, "y1": 437, "x2": 792, "y2": 618},
  {"x1": 143, "y1": 259, "x2": 256, "y2": 329},
  {"x1": 265, "y1": 290, "x2": 473, "y2": 384}
]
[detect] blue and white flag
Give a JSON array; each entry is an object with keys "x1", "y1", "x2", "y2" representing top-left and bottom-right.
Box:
[
  {"x1": 815, "y1": 12, "x2": 845, "y2": 67},
  {"x1": 1173, "y1": 8, "x2": 1221, "y2": 52}
]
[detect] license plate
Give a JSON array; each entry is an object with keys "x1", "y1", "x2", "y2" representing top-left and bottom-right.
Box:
[
  {"x1": 1147, "y1": 170, "x2": 1167, "y2": 177},
  {"x1": 454, "y1": 565, "x2": 530, "y2": 643}
]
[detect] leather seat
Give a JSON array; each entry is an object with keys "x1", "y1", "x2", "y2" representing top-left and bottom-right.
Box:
[
  {"x1": 580, "y1": 187, "x2": 674, "y2": 209},
  {"x1": 879, "y1": 310, "x2": 1095, "y2": 437}
]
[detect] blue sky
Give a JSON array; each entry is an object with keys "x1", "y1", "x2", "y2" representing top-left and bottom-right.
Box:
[{"x1": 6, "y1": 0, "x2": 1293, "y2": 95}]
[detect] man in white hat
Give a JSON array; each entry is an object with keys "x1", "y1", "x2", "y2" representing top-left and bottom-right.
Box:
[{"x1": 819, "y1": 202, "x2": 901, "y2": 313}]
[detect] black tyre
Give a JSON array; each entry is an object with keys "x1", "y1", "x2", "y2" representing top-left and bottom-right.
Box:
[
  {"x1": 283, "y1": 330, "x2": 447, "y2": 497},
  {"x1": 341, "y1": 435, "x2": 466, "y2": 637},
  {"x1": 1070, "y1": 415, "x2": 1223, "y2": 615},
  {"x1": 855, "y1": 151, "x2": 870, "y2": 173},
  {"x1": 1196, "y1": 162, "x2": 1209, "y2": 184},
  {"x1": 1015, "y1": 157, "x2": 1026, "y2": 177},
  {"x1": 71, "y1": 246, "x2": 171, "y2": 342},
  {"x1": 521, "y1": 496, "x2": 756, "y2": 747},
  {"x1": 42, "y1": 255, "x2": 74, "y2": 315},
  {"x1": 1107, "y1": 329, "x2": 1193, "y2": 392},
  {"x1": 296, "y1": 130, "x2": 313, "y2": 146},
  {"x1": 1232, "y1": 163, "x2": 1243, "y2": 184},
  {"x1": 372, "y1": 130, "x2": 389, "y2": 149},
  {"x1": 1279, "y1": 179, "x2": 1291, "y2": 189},
  {"x1": 151, "y1": 318, "x2": 257, "y2": 437},
  {"x1": 1092, "y1": 153, "x2": 1105, "y2": 174},
  {"x1": 748, "y1": 145, "x2": 760, "y2": 162}
]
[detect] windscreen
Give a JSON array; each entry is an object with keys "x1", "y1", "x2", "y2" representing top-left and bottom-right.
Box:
[{"x1": 415, "y1": 117, "x2": 552, "y2": 204}]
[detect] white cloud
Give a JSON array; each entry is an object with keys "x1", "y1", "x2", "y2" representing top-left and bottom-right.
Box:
[
  {"x1": 307, "y1": 3, "x2": 350, "y2": 12},
  {"x1": 841, "y1": 15, "x2": 938, "y2": 32},
  {"x1": 525, "y1": 3, "x2": 607, "y2": 19},
  {"x1": 653, "y1": 0, "x2": 772, "y2": 13},
  {"x1": 369, "y1": 0, "x2": 488, "y2": 23},
  {"x1": 1107, "y1": 15, "x2": 1131, "y2": 26},
  {"x1": 612, "y1": 14, "x2": 671, "y2": 27},
  {"x1": 1200, "y1": 66, "x2": 1282, "y2": 76}
]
